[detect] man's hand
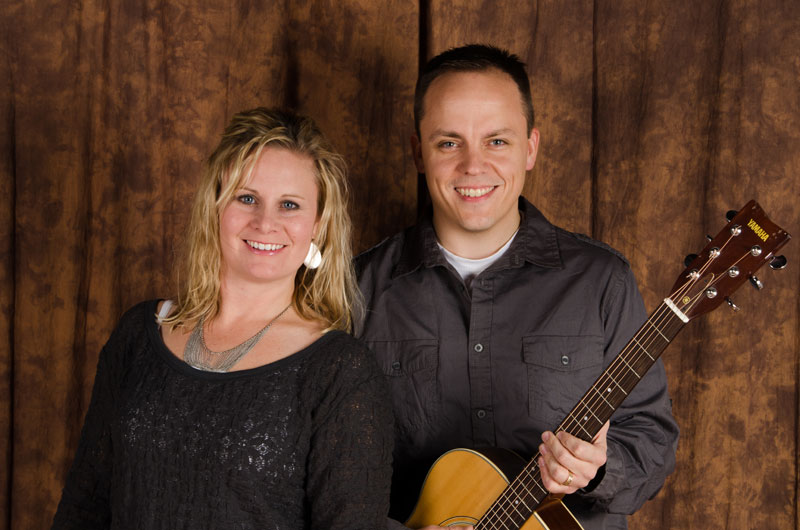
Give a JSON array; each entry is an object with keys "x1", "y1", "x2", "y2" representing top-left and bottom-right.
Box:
[{"x1": 538, "y1": 421, "x2": 609, "y2": 494}]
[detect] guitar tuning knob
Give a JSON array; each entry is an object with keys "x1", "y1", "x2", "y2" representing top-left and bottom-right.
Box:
[
  {"x1": 684, "y1": 253, "x2": 698, "y2": 267},
  {"x1": 725, "y1": 297, "x2": 740, "y2": 312},
  {"x1": 706, "y1": 235, "x2": 714, "y2": 242},
  {"x1": 749, "y1": 275, "x2": 764, "y2": 290},
  {"x1": 769, "y1": 255, "x2": 788, "y2": 270},
  {"x1": 726, "y1": 209, "x2": 738, "y2": 222}
]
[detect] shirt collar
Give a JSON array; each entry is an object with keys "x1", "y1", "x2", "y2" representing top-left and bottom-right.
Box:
[{"x1": 392, "y1": 197, "x2": 563, "y2": 278}]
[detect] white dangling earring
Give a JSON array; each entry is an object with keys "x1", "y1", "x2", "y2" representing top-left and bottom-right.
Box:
[{"x1": 304, "y1": 241, "x2": 322, "y2": 269}]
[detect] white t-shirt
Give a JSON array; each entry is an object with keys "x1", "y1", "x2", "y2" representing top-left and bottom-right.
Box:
[{"x1": 438, "y1": 230, "x2": 518, "y2": 287}]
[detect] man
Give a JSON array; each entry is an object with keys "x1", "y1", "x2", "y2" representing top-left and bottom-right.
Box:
[{"x1": 355, "y1": 44, "x2": 679, "y2": 530}]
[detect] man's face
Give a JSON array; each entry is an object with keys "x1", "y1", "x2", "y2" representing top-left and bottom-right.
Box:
[{"x1": 413, "y1": 69, "x2": 539, "y2": 257}]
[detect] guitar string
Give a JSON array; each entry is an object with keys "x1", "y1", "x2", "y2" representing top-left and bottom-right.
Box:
[
  {"x1": 484, "y1": 303, "x2": 682, "y2": 529},
  {"x1": 549, "y1": 242, "x2": 754, "y2": 454},
  {"x1": 478, "y1": 300, "x2": 683, "y2": 529},
  {"x1": 480, "y1": 302, "x2": 683, "y2": 530},
  {"x1": 480, "y1": 237, "x2": 749, "y2": 529},
  {"x1": 479, "y1": 296, "x2": 683, "y2": 529},
  {"x1": 545, "y1": 233, "x2": 746, "y2": 455},
  {"x1": 478, "y1": 240, "x2": 747, "y2": 529}
]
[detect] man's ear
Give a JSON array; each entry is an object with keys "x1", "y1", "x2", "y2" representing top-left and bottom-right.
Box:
[
  {"x1": 411, "y1": 134, "x2": 425, "y2": 174},
  {"x1": 526, "y1": 128, "x2": 540, "y2": 171}
]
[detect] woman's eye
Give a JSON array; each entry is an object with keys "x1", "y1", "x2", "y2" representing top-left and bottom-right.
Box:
[
  {"x1": 237, "y1": 194, "x2": 256, "y2": 205},
  {"x1": 281, "y1": 200, "x2": 299, "y2": 210}
]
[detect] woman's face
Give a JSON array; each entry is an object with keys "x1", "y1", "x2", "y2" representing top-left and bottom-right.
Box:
[{"x1": 219, "y1": 147, "x2": 320, "y2": 290}]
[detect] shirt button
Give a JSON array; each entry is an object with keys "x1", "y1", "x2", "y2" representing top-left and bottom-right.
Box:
[
  {"x1": 561, "y1": 355, "x2": 570, "y2": 366},
  {"x1": 474, "y1": 343, "x2": 484, "y2": 353},
  {"x1": 476, "y1": 409, "x2": 486, "y2": 419},
  {"x1": 391, "y1": 361, "x2": 401, "y2": 371}
]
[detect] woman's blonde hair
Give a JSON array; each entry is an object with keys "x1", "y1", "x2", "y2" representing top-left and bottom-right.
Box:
[{"x1": 165, "y1": 107, "x2": 358, "y2": 332}]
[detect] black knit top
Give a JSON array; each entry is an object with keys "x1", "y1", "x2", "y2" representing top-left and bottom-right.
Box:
[{"x1": 52, "y1": 300, "x2": 393, "y2": 530}]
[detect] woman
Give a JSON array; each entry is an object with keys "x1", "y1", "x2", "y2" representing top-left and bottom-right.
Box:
[{"x1": 52, "y1": 108, "x2": 393, "y2": 529}]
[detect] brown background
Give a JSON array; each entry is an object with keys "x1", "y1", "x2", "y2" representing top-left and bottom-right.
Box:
[{"x1": 2, "y1": 1, "x2": 799, "y2": 529}]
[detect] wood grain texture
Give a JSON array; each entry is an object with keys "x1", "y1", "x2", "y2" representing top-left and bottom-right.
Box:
[{"x1": 1, "y1": 1, "x2": 799, "y2": 529}]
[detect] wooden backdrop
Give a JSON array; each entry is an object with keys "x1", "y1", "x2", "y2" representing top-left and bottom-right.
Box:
[{"x1": 2, "y1": 1, "x2": 799, "y2": 528}]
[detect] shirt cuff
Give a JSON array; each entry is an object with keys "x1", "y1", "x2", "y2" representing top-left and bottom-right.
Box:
[{"x1": 577, "y1": 441, "x2": 625, "y2": 506}]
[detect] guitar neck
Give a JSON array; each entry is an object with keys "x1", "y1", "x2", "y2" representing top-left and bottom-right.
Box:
[
  {"x1": 476, "y1": 301, "x2": 687, "y2": 530},
  {"x1": 557, "y1": 300, "x2": 687, "y2": 441},
  {"x1": 472, "y1": 200, "x2": 790, "y2": 530}
]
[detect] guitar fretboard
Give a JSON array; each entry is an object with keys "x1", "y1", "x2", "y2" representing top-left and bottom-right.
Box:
[{"x1": 476, "y1": 302, "x2": 687, "y2": 530}]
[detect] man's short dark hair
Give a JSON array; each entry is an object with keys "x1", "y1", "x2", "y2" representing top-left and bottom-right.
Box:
[{"x1": 414, "y1": 44, "x2": 535, "y2": 135}]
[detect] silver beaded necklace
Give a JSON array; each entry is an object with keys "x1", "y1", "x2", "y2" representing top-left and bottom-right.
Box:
[{"x1": 183, "y1": 304, "x2": 291, "y2": 372}]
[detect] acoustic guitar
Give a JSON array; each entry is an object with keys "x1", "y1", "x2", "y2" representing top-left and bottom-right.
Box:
[{"x1": 405, "y1": 200, "x2": 791, "y2": 530}]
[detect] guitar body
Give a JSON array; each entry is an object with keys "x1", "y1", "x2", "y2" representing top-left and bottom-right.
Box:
[{"x1": 405, "y1": 448, "x2": 583, "y2": 530}]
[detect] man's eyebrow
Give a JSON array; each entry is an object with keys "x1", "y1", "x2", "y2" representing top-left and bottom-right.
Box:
[
  {"x1": 427, "y1": 129, "x2": 463, "y2": 142},
  {"x1": 485, "y1": 128, "x2": 517, "y2": 138},
  {"x1": 427, "y1": 128, "x2": 520, "y2": 142}
]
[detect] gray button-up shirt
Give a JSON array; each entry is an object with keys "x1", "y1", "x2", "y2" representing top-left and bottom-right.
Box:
[{"x1": 355, "y1": 198, "x2": 679, "y2": 530}]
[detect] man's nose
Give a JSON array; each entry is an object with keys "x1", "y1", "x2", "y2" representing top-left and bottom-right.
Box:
[{"x1": 458, "y1": 145, "x2": 485, "y2": 175}]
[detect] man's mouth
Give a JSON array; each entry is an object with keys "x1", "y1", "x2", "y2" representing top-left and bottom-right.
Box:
[{"x1": 456, "y1": 186, "x2": 495, "y2": 198}]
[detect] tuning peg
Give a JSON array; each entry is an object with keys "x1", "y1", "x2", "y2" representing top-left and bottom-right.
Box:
[
  {"x1": 749, "y1": 275, "x2": 764, "y2": 290},
  {"x1": 769, "y1": 255, "x2": 788, "y2": 270},
  {"x1": 725, "y1": 297, "x2": 740, "y2": 312},
  {"x1": 684, "y1": 253, "x2": 698, "y2": 267},
  {"x1": 706, "y1": 235, "x2": 713, "y2": 242},
  {"x1": 726, "y1": 210, "x2": 738, "y2": 222}
]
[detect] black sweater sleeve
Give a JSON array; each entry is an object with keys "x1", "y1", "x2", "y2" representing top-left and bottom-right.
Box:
[
  {"x1": 306, "y1": 339, "x2": 394, "y2": 530},
  {"x1": 51, "y1": 317, "x2": 129, "y2": 529}
]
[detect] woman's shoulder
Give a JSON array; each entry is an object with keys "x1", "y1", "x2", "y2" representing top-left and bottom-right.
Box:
[
  {"x1": 98, "y1": 299, "x2": 165, "y2": 355},
  {"x1": 113, "y1": 299, "x2": 161, "y2": 331},
  {"x1": 300, "y1": 331, "x2": 390, "y2": 422},
  {"x1": 303, "y1": 331, "x2": 380, "y2": 382},
  {"x1": 313, "y1": 330, "x2": 374, "y2": 362}
]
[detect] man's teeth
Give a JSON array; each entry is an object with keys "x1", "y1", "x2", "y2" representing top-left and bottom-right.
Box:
[
  {"x1": 247, "y1": 241, "x2": 285, "y2": 251},
  {"x1": 456, "y1": 187, "x2": 494, "y2": 198}
]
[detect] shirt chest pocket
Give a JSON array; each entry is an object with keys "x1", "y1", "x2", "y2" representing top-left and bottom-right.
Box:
[
  {"x1": 522, "y1": 335, "x2": 605, "y2": 429},
  {"x1": 367, "y1": 339, "x2": 439, "y2": 438}
]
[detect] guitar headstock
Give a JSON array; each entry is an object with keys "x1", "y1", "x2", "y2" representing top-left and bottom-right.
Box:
[{"x1": 668, "y1": 200, "x2": 791, "y2": 321}]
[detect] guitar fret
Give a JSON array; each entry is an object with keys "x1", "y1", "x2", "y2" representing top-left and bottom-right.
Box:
[
  {"x1": 590, "y1": 385, "x2": 614, "y2": 409},
  {"x1": 573, "y1": 421, "x2": 591, "y2": 438},
  {"x1": 603, "y1": 373, "x2": 628, "y2": 396},
  {"x1": 618, "y1": 355, "x2": 641, "y2": 379},
  {"x1": 646, "y1": 319, "x2": 670, "y2": 343},
  {"x1": 582, "y1": 405, "x2": 603, "y2": 423},
  {"x1": 523, "y1": 470, "x2": 548, "y2": 498},
  {"x1": 510, "y1": 495, "x2": 532, "y2": 513},
  {"x1": 513, "y1": 482, "x2": 534, "y2": 511},
  {"x1": 571, "y1": 406, "x2": 603, "y2": 433},
  {"x1": 522, "y1": 468, "x2": 548, "y2": 500},
  {"x1": 498, "y1": 489, "x2": 532, "y2": 521},
  {"x1": 507, "y1": 502, "x2": 527, "y2": 525},
  {"x1": 632, "y1": 336, "x2": 655, "y2": 361}
]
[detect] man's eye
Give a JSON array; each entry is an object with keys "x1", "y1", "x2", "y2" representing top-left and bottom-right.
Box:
[
  {"x1": 281, "y1": 200, "x2": 299, "y2": 210},
  {"x1": 439, "y1": 141, "x2": 457, "y2": 149},
  {"x1": 237, "y1": 194, "x2": 256, "y2": 205},
  {"x1": 489, "y1": 138, "x2": 507, "y2": 146}
]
